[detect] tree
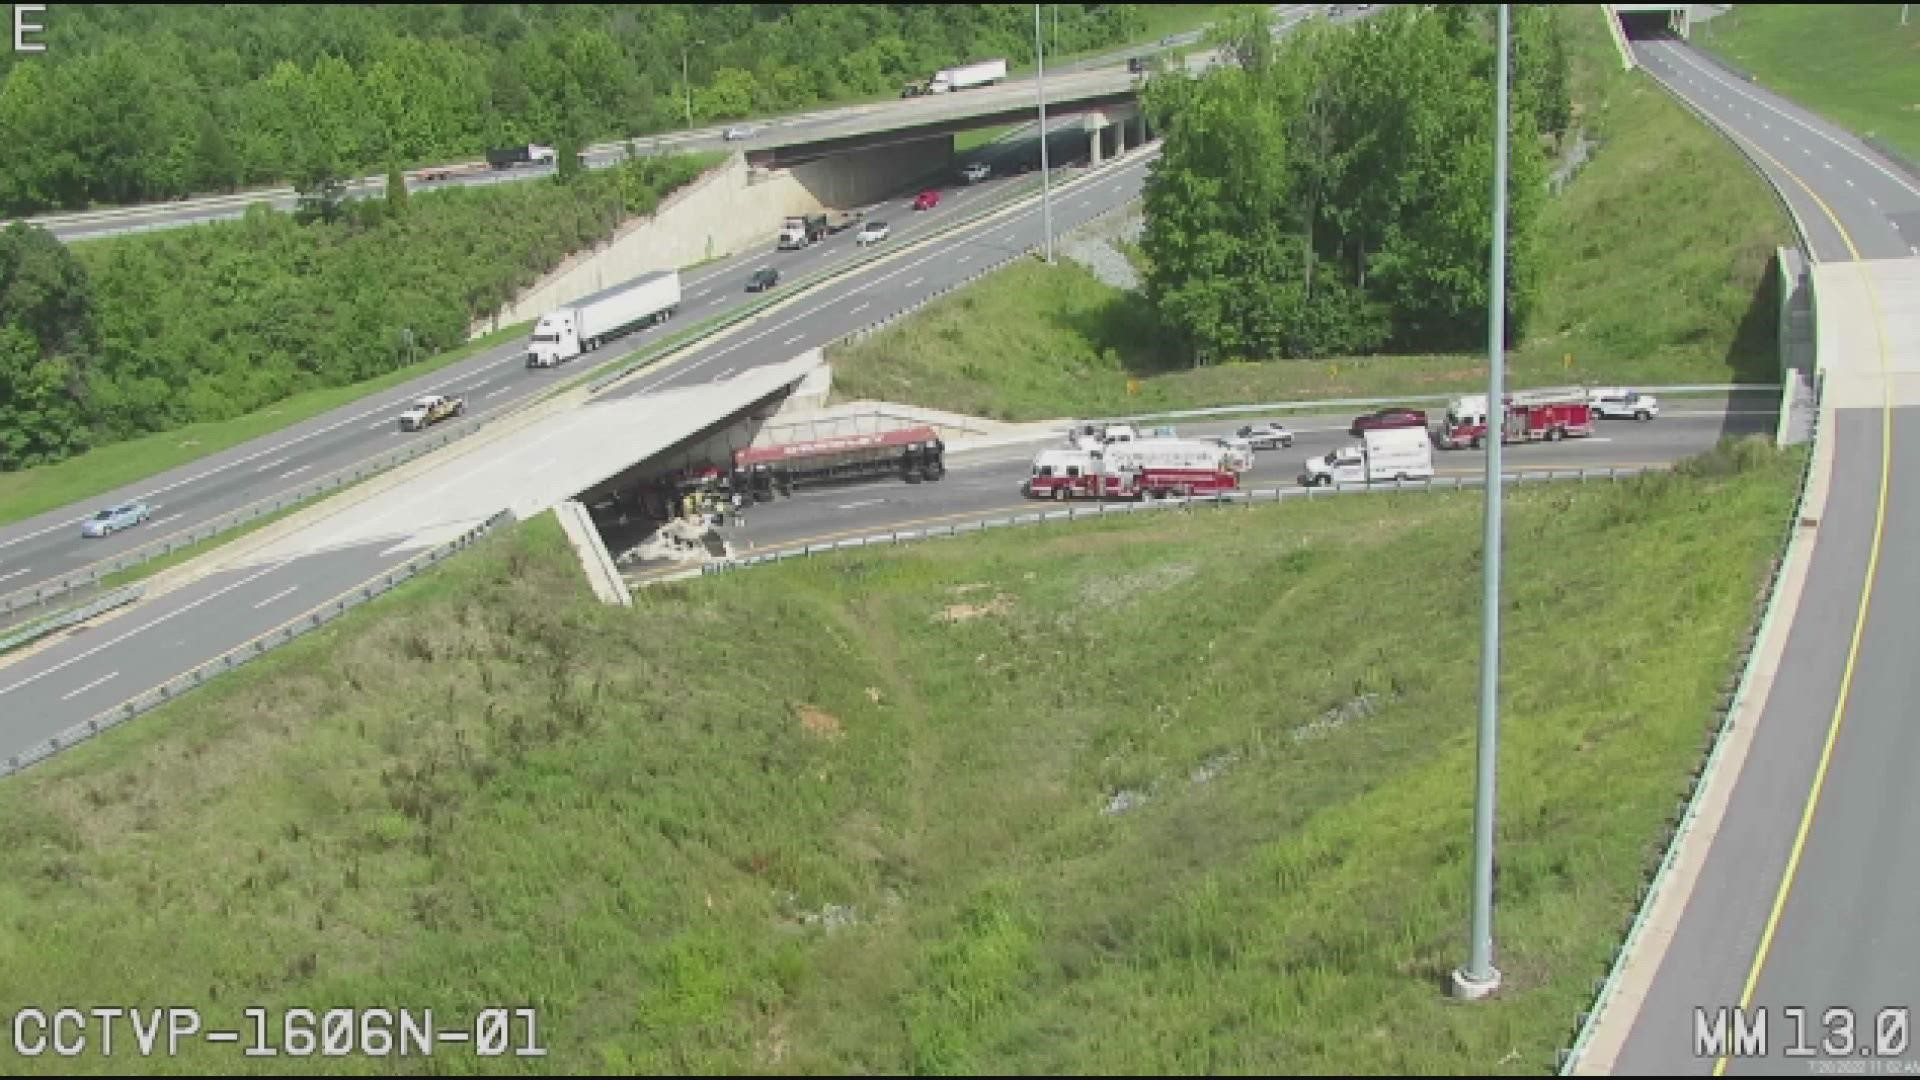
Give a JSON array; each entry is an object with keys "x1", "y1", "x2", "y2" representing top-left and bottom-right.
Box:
[
  {"x1": 1142, "y1": 4, "x2": 1551, "y2": 361},
  {"x1": 385, "y1": 160, "x2": 409, "y2": 214}
]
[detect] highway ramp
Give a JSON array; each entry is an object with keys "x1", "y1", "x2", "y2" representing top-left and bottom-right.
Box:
[{"x1": 1577, "y1": 29, "x2": 1920, "y2": 1077}]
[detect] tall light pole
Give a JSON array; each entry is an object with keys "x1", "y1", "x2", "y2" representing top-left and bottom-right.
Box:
[
  {"x1": 1452, "y1": 1, "x2": 1509, "y2": 1004},
  {"x1": 681, "y1": 40, "x2": 705, "y2": 130},
  {"x1": 1035, "y1": 3, "x2": 1055, "y2": 264}
]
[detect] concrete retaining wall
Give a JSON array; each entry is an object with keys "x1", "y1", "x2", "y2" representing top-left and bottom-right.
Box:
[
  {"x1": 475, "y1": 138, "x2": 955, "y2": 335},
  {"x1": 554, "y1": 500, "x2": 632, "y2": 607}
]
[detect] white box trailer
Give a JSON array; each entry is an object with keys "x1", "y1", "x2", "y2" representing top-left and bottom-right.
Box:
[
  {"x1": 930, "y1": 58, "x2": 1008, "y2": 93},
  {"x1": 527, "y1": 270, "x2": 681, "y2": 367},
  {"x1": 1302, "y1": 426, "x2": 1434, "y2": 486}
]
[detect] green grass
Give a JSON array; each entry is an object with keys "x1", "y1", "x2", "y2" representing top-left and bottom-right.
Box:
[
  {"x1": 1695, "y1": 4, "x2": 1920, "y2": 162},
  {"x1": 0, "y1": 321, "x2": 531, "y2": 529},
  {"x1": 827, "y1": 5, "x2": 1793, "y2": 423},
  {"x1": 95, "y1": 494, "x2": 328, "y2": 592},
  {"x1": 956, "y1": 124, "x2": 1023, "y2": 154},
  {"x1": 0, "y1": 436, "x2": 1801, "y2": 1074}
]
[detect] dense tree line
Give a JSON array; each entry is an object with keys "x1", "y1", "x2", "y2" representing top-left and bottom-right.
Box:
[
  {"x1": 0, "y1": 4, "x2": 1143, "y2": 215},
  {"x1": 1140, "y1": 5, "x2": 1569, "y2": 362},
  {"x1": 0, "y1": 153, "x2": 710, "y2": 470}
]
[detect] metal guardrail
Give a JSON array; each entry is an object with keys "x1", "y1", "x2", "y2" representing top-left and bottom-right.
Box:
[
  {"x1": 678, "y1": 466, "x2": 1664, "y2": 580},
  {"x1": 0, "y1": 509, "x2": 515, "y2": 781},
  {"x1": 1556, "y1": 374, "x2": 1825, "y2": 1074},
  {"x1": 0, "y1": 411, "x2": 503, "y2": 620},
  {"x1": 0, "y1": 585, "x2": 144, "y2": 655},
  {"x1": 1643, "y1": 38, "x2": 1814, "y2": 260},
  {"x1": 1085, "y1": 384, "x2": 1775, "y2": 429},
  {"x1": 0, "y1": 142, "x2": 1149, "y2": 636},
  {"x1": 585, "y1": 148, "x2": 1126, "y2": 396}
]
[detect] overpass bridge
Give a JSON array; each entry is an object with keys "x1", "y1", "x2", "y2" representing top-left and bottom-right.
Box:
[{"x1": 745, "y1": 62, "x2": 1154, "y2": 179}]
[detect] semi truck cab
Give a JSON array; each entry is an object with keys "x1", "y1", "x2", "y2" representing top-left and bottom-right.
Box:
[{"x1": 527, "y1": 312, "x2": 579, "y2": 368}]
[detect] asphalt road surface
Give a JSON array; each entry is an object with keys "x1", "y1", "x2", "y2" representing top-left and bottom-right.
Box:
[
  {"x1": 617, "y1": 396, "x2": 1780, "y2": 571},
  {"x1": 0, "y1": 134, "x2": 1163, "y2": 767},
  {"x1": 15, "y1": 5, "x2": 1329, "y2": 244},
  {"x1": 0, "y1": 124, "x2": 1090, "y2": 614},
  {"x1": 1606, "y1": 34, "x2": 1920, "y2": 1075}
]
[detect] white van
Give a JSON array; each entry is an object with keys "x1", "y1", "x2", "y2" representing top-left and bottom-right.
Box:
[{"x1": 1303, "y1": 426, "x2": 1434, "y2": 486}]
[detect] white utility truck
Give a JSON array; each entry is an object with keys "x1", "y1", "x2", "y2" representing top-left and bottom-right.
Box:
[
  {"x1": 1302, "y1": 426, "x2": 1434, "y2": 486},
  {"x1": 526, "y1": 270, "x2": 681, "y2": 368}
]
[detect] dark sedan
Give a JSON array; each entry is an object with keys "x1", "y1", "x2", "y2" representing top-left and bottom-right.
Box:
[
  {"x1": 747, "y1": 267, "x2": 780, "y2": 292},
  {"x1": 1348, "y1": 408, "x2": 1429, "y2": 438}
]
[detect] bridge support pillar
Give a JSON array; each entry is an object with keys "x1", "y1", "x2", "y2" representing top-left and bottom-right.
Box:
[
  {"x1": 1089, "y1": 126, "x2": 1104, "y2": 168},
  {"x1": 1136, "y1": 112, "x2": 1148, "y2": 148},
  {"x1": 1115, "y1": 118, "x2": 1127, "y2": 158}
]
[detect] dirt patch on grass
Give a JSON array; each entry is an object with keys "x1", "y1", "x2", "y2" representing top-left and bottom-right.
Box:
[
  {"x1": 1080, "y1": 562, "x2": 1199, "y2": 608},
  {"x1": 935, "y1": 594, "x2": 1016, "y2": 623},
  {"x1": 796, "y1": 705, "x2": 844, "y2": 740}
]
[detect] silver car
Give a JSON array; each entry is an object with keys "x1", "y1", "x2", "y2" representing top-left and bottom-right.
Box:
[
  {"x1": 1236, "y1": 422, "x2": 1294, "y2": 450},
  {"x1": 722, "y1": 125, "x2": 756, "y2": 141},
  {"x1": 81, "y1": 500, "x2": 151, "y2": 538}
]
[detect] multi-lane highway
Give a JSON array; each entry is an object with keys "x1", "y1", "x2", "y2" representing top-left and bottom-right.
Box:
[
  {"x1": 625, "y1": 395, "x2": 1783, "y2": 574},
  {"x1": 0, "y1": 125, "x2": 1091, "y2": 618},
  {"x1": 0, "y1": 136, "x2": 1170, "y2": 765},
  {"x1": 10, "y1": 5, "x2": 1327, "y2": 244},
  {"x1": 1586, "y1": 30, "x2": 1920, "y2": 1077}
]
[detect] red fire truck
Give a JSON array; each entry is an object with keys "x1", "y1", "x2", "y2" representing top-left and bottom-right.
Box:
[
  {"x1": 1022, "y1": 439, "x2": 1241, "y2": 500},
  {"x1": 1435, "y1": 389, "x2": 1595, "y2": 449}
]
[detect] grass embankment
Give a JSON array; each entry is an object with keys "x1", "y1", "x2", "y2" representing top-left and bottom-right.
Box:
[
  {"x1": 829, "y1": 5, "x2": 1792, "y2": 422},
  {"x1": 0, "y1": 322, "x2": 530, "y2": 529},
  {"x1": 1696, "y1": 4, "x2": 1920, "y2": 163},
  {"x1": 0, "y1": 437, "x2": 1799, "y2": 1074}
]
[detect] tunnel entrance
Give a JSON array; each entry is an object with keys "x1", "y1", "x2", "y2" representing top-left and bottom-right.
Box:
[{"x1": 1617, "y1": 7, "x2": 1685, "y2": 41}]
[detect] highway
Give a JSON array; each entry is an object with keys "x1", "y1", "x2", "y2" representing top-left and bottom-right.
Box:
[
  {"x1": 0, "y1": 135, "x2": 1170, "y2": 766},
  {"x1": 13, "y1": 5, "x2": 1327, "y2": 244},
  {"x1": 0, "y1": 0, "x2": 1344, "y2": 614},
  {"x1": 0, "y1": 124, "x2": 1091, "y2": 617},
  {"x1": 622, "y1": 396, "x2": 1783, "y2": 572},
  {"x1": 1593, "y1": 32, "x2": 1920, "y2": 1076}
]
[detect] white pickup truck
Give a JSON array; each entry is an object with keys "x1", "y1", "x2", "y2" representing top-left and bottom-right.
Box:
[
  {"x1": 1587, "y1": 387, "x2": 1660, "y2": 421},
  {"x1": 398, "y1": 393, "x2": 465, "y2": 432}
]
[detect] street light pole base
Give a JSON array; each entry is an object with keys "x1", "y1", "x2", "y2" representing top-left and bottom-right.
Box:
[{"x1": 1449, "y1": 966, "x2": 1503, "y2": 1001}]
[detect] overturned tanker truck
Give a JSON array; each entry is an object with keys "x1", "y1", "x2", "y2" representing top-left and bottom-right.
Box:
[{"x1": 730, "y1": 425, "x2": 947, "y2": 500}]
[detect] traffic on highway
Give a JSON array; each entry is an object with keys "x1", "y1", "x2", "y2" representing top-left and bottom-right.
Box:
[
  {"x1": 4, "y1": 6, "x2": 1913, "y2": 1075},
  {"x1": 0, "y1": 122, "x2": 1100, "y2": 619}
]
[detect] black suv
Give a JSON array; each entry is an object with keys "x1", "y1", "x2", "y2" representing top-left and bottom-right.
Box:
[{"x1": 747, "y1": 267, "x2": 780, "y2": 293}]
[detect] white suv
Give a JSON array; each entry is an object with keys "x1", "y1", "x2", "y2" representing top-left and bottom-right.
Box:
[
  {"x1": 1588, "y1": 387, "x2": 1660, "y2": 421},
  {"x1": 856, "y1": 221, "x2": 890, "y2": 246},
  {"x1": 962, "y1": 162, "x2": 991, "y2": 183}
]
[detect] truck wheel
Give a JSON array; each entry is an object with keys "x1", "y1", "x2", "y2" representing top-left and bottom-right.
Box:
[
  {"x1": 1636, "y1": 410, "x2": 1650, "y2": 421},
  {"x1": 1470, "y1": 436, "x2": 1482, "y2": 450},
  {"x1": 1547, "y1": 428, "x2": 1561, "y2": 442}
]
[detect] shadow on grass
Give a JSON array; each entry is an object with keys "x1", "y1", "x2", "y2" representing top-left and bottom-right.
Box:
[
  {"x1": 1060, "y1": 288, "x2": 1191, "y2": 380},
  {"x1": 1725, "y1": 254, "x2": 1782, "y2": 386}
]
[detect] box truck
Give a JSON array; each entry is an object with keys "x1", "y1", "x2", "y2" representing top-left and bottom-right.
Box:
[
  {"x1": 1302, "y1": 427, "x2": 1434, "y2": 486},
  {"x1": 526, "y1": 270, "x2": 681, "y2": 368},
  {"x1": 487, "y1": 144, "x2": 555, "y2": 169}
]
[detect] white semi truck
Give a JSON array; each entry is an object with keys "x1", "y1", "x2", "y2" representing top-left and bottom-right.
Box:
[
  {"x1": 526, "y1": 270, "x2": 682, "y2": 368},
  {"x1": 904, "y1": 58, "x2": 1009, "y2": 96}
]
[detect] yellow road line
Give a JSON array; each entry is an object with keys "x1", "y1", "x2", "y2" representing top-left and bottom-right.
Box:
[{"x1": 1710, "y1": 125, "x2": 1893, "y2": 1077}]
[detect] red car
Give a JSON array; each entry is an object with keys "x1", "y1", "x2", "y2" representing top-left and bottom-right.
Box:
[
  {"x1": 913, "y1": 189, "x2": 940, "y2": 210},
  {"x1": 1349, "y1": 408, "x2": 1429, "y2": 438}
]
